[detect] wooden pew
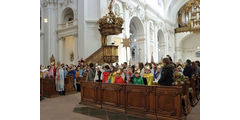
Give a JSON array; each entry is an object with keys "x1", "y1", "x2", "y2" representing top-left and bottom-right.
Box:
[
  {"x1": 40, "y1": 78, "x2": 43, "y2": 96},
  {"x1": 80, "y1": 82, "x2": 186, "y2": 120},
  {"x1": 64, "y1": 75, "x2": 76, "y2": 95},
  {"x1": 189, "y1": 75, "x2": 200, "y2": 106},
  {"x1": 76, "y1": 77, "x2": 86, "y2": 84},
  {"x1": 179, "y1": 78, "x2": 192, "y2": 115},
  {"x1": 195, "y1": 74, "x2": 200, "y2": 100},
  {"x1": 76, "y1": 77, "x2": 86, "y2": 92},
  {"x1": 42, "y1": 77, "x2": 58, "y2": 98},
  {"x1": 155, "y1": 86, "x2": 184, "y2": 120}
]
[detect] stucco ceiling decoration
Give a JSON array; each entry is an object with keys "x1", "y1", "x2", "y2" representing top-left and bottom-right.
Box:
[
  {"x1": 60, "y1": 0, "x2": 73, "y2": 7},
  {"x1": 142, "y1": 0, "x2": 189, "y2": 27}
]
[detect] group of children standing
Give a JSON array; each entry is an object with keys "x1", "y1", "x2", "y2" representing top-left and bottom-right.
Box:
[{"x1": 94, "y1": 63, "x2": 163, "y2": 86}]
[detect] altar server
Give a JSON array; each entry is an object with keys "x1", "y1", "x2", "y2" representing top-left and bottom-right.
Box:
[
  {"x1": 55, "y1": 62, "x2": 61, "y2": 93},
  {"x1": 59, "y1": 65, "x2": 65, "y2": 95}
]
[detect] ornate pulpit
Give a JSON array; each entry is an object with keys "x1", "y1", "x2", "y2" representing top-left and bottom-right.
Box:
[{"x1": 97, "y1": 0, "x2": 124, "y2": 64}]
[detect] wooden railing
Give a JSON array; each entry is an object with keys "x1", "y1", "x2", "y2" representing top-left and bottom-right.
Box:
[
  {"x1": 80, "y1": 82, "x2": 186, "y2": 120},
  {"x1": 84, "y1": 47, "x2": 104, "y2": 65}
]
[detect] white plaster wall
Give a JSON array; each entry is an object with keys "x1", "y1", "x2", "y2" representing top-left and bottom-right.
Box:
[
  {"x1": 182, "y1": 34, "x2": 200, "y2": 61},
  {"x1": 175, "y1": 32, "x2": 200, "y2": 62},
  {"x1": 84, "y1": 22, "x2": 101, "y2": 59},
  {"x1": 40, "y1": 0, "x2": 196, "y2": 65},
  {"x1": 62, "y1": 36, "x2": 75, "y2": 65}
]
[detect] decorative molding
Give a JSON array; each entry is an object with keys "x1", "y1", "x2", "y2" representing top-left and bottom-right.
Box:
[
  {"x1": 57, "y1": 25, "x2": 78, "y2": 38},
  {"x1": 60, "y1": 0, "x2": 73, "y2": 7},
  {"x1": 41, "y1": 0, "x2": 59, "y2": 7},
  {"x1": 41, "y1": 0, "x2": 48, "y2": 7},
  {"x1": 114, "y1": 3, "x2": 120, "y2": 16},
  {"x1": 85, "y1": 19, "x2": 98, "y2": 23}
]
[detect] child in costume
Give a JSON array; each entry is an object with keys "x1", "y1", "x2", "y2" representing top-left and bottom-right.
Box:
[
  {"x1": 107, "y1": 66, "x2": 116, "y2": 83},
  {"x1": 102, "y1": 65, "x2": 110, "y2": 83},
  {"x1": 142, "y1": 65, "x2": 154, "y2": 86},
  {"x1": 173, "y1": 66, "x2": 185, "y2": 85},
  {"x1": 126, "y1": 67, "x2": 134, "y2": 83},
  {"x1": 154, "y1": 65, "x2": 162, "y2": 82},
  {"x1": 121, "y1": 68, "x2": 128, "y2": 83},
  {"x1": 114, "y1": 69, "x2": 125, "y2": 84},
  {"x1": 133, "y1": 68, "x2": 144, "y2": 85}
]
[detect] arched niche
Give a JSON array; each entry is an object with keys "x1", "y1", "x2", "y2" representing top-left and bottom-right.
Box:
[
  {"x1": 180, "y1": 33, "x2": 200, "y2": 61},
  {"x1": 62, "y1": 7, "x2": 74, "y2": 23},
  {"x1": 129, "y1": 16, "x2": 145, "y2": 63}
]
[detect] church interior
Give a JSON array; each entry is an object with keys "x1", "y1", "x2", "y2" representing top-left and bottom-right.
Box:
[{"x1": 40, "y1": 0, "x2": 200, "y2": 120}]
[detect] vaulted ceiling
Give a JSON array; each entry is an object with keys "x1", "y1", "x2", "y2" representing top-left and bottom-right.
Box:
[{"x1": 145, "y1": 0, "x2": 189, "y2": 27}]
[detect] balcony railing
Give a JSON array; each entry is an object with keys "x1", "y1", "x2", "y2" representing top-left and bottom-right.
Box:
[{"x1": 57, "y1": 20, "x2": 77, "y2": 31}]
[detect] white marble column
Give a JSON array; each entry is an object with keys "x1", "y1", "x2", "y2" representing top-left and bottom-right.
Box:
[
  {"x1": 122, "y1": 2, "x2": 131, "y2": 64},
  {"x1": 74, "y1": 34, "x2": 78, "y2": 65},
  {"x1": 136, "y1": 36, "x2": 145, "y2": 63},
  {"x1": 144, "y1": 21, "x2": 150, "y2": 63},
  {"x1": 163, "y1": 30, "x2": 168, "y2": 57},
  {"x1": 154, "y1": 23, "x2": 158, "y2": 62},
  {"x1": 40, "y1": 33, "x2": 44, "y2": 65},
  {"x1": 58, "y1": 37, "x2": 63, "y2": 62}
]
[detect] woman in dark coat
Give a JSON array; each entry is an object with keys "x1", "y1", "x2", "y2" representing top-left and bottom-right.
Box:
[
  {"x1": 158, "y1": 58, "x2": 174, "y2": 86},
  {"x1": 183, "y1": 59, "x2": 193, "y2": 79}
]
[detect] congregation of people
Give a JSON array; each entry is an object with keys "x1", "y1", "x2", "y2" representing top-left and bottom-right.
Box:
[{"x1": 40, "y1": 56, "x2": 200, "y2": 95}]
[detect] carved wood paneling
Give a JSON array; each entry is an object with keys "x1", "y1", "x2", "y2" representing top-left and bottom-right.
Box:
[
  {"x1": 42, "y1": 77, "x2": 58, "y2": 98},
  {"x1": 80, "y1": 82, "x2": 185, "y2": 120}
]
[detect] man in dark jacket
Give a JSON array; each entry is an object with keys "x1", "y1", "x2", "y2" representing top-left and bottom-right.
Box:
[
  {"x1": 158, "y1": 58, "x2": 174, "y2": 86},
  {"x1": 183, "y1": 59, "x2": 193, "y2": 79}
]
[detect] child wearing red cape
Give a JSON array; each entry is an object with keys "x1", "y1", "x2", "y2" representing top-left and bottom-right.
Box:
[{"x1": 114, "y1": 69, "x2": 125, "y2": 84}]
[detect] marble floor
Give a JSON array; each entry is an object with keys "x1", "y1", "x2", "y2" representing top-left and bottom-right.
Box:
[{"x1": 40, "y1": 93, "x2": 200, "y2": 120}]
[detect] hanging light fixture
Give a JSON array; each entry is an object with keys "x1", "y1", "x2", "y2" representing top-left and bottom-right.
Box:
[{"x1": 44, "y1": 18, "x2": 48, "y2": 23}]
